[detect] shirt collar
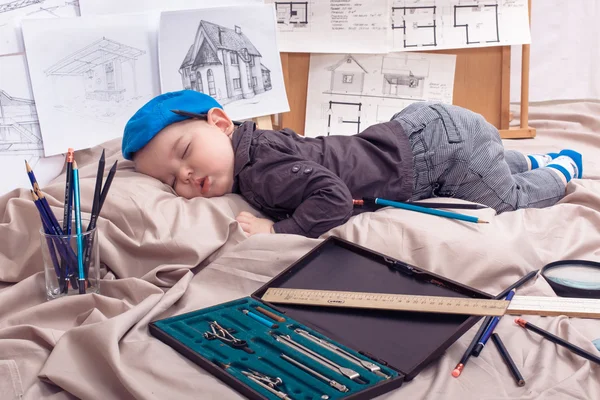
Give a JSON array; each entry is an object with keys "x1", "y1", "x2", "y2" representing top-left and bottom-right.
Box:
[{"x1": 231, "y1": 121, "x2": 256, "y2": 193}]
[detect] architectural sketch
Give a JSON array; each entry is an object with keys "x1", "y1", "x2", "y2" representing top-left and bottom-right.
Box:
[
  {"x1": 305, "y1": 52, "x2": 456, "y2": 138},
  {"x1": 392, "y1": 5, "x2": 437, "y2": 48},
  {"x1": 179, "y1": 21, "x2": 273, "y2": 106},
  {"x1": 390, "y1": 0, "x2": 529, "y2": 51},
  {"x1": 275, "y1": 2, "x2": 308, "y2": 25},
  {"x1": 324, "y1": 55, "x2": 368, "y2": 96},
  {"x1": 0, "y1": 89, "x2": 42, "y2": 162},
  {"x1": 381, "y1": 55, "x2": 429, "y2": 98},
  {"x1": 454, "y1": 3, "x2": 499, "y2": 44},
  {"x1": 0, "y1": 0, "x2": 80, "y2": 56},
  {"x1": 44, "y1": 37, "x2": 146, "y2": 119},
  {"x1": 324, "y1": 101, "x2": 362, "y2": 136}
]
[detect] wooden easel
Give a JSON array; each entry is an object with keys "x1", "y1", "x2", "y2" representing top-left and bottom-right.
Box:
[{"x1": 275, "y1": 0, "x2": 535, "y2": 140}]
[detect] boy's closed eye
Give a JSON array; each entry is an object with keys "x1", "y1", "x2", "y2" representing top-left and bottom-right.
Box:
[{"x1": 171, "y1": 142, "x2": 191, "y2": 189}]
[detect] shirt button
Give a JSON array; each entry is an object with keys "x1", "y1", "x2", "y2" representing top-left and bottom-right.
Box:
[
  {"x1": 303, "y1": 167, "x2": 313, "y2": 174},
  {"x1": 291, "y1": 165, "x2": 300, "y2": 173}
]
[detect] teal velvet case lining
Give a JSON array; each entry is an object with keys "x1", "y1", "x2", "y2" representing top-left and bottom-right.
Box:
[{"x1": 153, "y1": 297, "x2": 399, "y2": 400}]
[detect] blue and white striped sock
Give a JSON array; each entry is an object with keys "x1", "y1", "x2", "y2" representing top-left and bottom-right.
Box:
[
  {"x1": 547, "y1": 150, "x2": 583, "y2": 181},
  {"x1": 527, "y1": 154, "x2": 555, "y2": 169}
]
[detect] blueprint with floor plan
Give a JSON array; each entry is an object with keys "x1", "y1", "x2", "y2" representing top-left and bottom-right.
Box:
[
  {"x1": 304, "y1": 52, "x2": 456, "y2": 138},
  {"x1": 264, "y1": 0, "x2": 389, "y2": 53},
  {"x1": 391, "y1": 0, "x2": 531, "y2": 51}
]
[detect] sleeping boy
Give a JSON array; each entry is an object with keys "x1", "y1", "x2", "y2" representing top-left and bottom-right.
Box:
[{"x1": 122, "y1": 90, "x2": 582, "y2": 239}]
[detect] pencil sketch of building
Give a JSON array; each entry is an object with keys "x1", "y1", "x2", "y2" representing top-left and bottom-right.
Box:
[
  {"x1": 323, "y1": 100, "x2": 362, "y2": 136},
  {"x1": 275, "y1": 2, "x2": 308, "y2": 25},
  {"x1": 179, "y1": 21, "x2": 272, "y2": 105},
  {"x1": 0, "y1": 0, "x2": 44, "y2": 14},
  {"x1": 381, "y1": 55, "x2": 429, "y2": 98},
  {"x1": 0, "y1": 90, "x2": 43, "y2": 159},
  {"x1": 324, "y1": 55, "x2": 368, "y2": 96},
  {"x1": 45, "y1": 37, "x2": 145, "y2": 105}
]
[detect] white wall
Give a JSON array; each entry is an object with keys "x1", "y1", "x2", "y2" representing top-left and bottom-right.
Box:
[{"x1": 510, "y1": 0, "x2": 600, "y2": 103}]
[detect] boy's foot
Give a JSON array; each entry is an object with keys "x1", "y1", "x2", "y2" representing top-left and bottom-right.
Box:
[{"x1": 546, "y1": 149, "x2": 583, "y2": 182}]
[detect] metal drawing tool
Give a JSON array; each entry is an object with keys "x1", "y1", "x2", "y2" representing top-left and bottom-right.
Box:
[
  {"x1": 294, "y1": 329, "x2": 390, "y2": 379},
  {"x1": 272, "y1": 334, "x2": 365, "y2": 383},
  {"x1": 203, "y1": 320, "x2": 254, "y2": 354},
  {"x1": 280, "y1": 353, "x2": 349, "y2": 393},
  {"x1": 242, "y1": 370, "x2": 292, "y2": 400},
  {"x1": 262, "y1": 288, "x2": 600, "y2": 319}
]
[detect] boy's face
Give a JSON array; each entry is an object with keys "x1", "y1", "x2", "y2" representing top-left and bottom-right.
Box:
[{"x1": 133, "y1": 108, "x2": 236, "y2": 199}]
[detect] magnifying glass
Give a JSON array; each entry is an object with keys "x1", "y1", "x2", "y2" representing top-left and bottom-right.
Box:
[{"x1": 541, "y1": 260, "x2": 600, "y2": 299}]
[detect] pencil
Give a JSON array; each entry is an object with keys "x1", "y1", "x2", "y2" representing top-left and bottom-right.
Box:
[
  {"x1": 255, "y1": 306, "x2": 286, "y2": 323},
  {"x1": 353, "y1": 199, "x2": 487, "y2": 210},
  {"x1": 472, "y1": 290, "x2": 516, "y2": 357},
  {"x1": 362, "y1": 197, "x2": 488, "y2": 224},
  {"x1": 452, "y1": 271, "x2": 537, "y2": 378},
  {"x1": 32, "y1": 190, "x2": 63, "y2": 289},
  {"x1": 98, "y1": 160, "x2": 117, "y2": 212},
  {"x1": 515, "y1": 318, "x2": 600, "y2": 365},
  {"x1": 72, "y1": 160, "x2": 86, "y2": 294},
  {"x1": 82, "y1": 150, "x2": 105, "y2": 280},
  {"x1": 491, "y1": 333, "x2": 525, "y2": 386},
  {"x1": 62, "y1": 149, "x2": 74, "y2": 235},
  {"x1": 242, "y1": 309, "x2": 279, "y2": 329}
]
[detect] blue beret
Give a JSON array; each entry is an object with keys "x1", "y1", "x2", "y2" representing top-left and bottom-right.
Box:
[{"x1": 121, "y1": 90, "x2": 223, "y2": 160}]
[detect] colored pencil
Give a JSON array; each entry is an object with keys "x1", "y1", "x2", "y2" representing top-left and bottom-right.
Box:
[
  {"x1": 82, "y1": 150, "x2": 104, "y2": 279},
  {"x1": 491, "y1": 333, "x2": 525, "y2": 387},
  {"x1": 452, "y1": 271, "x2": 537, "y2": 378},
  {"x1": 472, "y1": 290, "x2": 516, "y2": 356},
  {"x1": 353, "y1": 199, "x2": 487, "y2": 210},
  {"x1": 515, "y1": 318, "x2": 600, "y2": 365},
  {"x1": 32, "y1": 190, "x2": 63, "y2": 290},
  {"x1": 361, "y1": 197, "x2": 488, "y2": 224},
  {"x1": 255, "y1": 306, "x2": 286, "y2": 323},
  {"x1": 62, "y1": 149, "x2": 74, "y2": 235},
  {"x1": 98, "y1": 160, "x2": 117, "y2": 213},
  {"x1": 242, "y1": 309, "x2": 279, "y2": 329},
  {"x1": 72, "y1": 160, "x2": 86, "y2": 294}
]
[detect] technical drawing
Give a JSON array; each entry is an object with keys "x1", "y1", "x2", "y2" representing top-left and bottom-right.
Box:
[
  {"x1": 0, "y1": 90, "x2": 43, "y2": 162},
  {"x1": 323, "y1": 55, "x2": 368, "y2": 96},
  {"x1": 179, "y1": 21, "x2": 273, "y2": 106},
  {"x1": 275, "y1": 2, "x2": 308, "y2": 25},
  {"x1": 44, "y1": 37, "x2": 146, "y2": 120},
  {"x1": 391, "y1": 5, "x2": 437, "y2": 48},
  {"x1": 381, "y1": 54, "x2": 429, "y2": 98},
  {"x1": 323, "y1": 100, "x2": 362, "y2": 136},
  {"x1": 454, "y1": 3, "x2": 499, "y2": 44}
]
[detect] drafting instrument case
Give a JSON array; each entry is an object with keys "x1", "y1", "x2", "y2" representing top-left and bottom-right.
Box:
[{"x1": 149, "y1": 236, "x2": 492, "y2": 399}]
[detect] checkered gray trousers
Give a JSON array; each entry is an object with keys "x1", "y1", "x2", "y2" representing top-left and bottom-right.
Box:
[{"x1": 392, "y1": 102, "x2": 566, "y2": 213}]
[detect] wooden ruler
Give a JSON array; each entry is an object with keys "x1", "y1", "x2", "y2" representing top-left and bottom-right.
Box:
[{"x1": 261, "y1": 288, "x2": 600, "y2": 319}]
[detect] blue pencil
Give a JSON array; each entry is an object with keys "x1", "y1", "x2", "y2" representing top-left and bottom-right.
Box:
[
  {"x1": 242, "y1": 309, "x2": 279, "y2": 329},
  {"x1": 472, "y1": 290, "x2": 516, "y2": 356},
  {"x1": 72, "y1": 160, "x2": 86, "y2": 294},
  {"x1": 363, "y1": 197, "x2": 489, "y2": 224},
  {"x1": 31, "y1": 190, "x2": 63, "y2": 290}
]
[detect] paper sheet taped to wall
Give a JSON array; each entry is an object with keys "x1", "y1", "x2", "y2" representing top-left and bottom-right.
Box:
[{"x1": 304, "y1": 52, "x2": 456, "y2": 138}]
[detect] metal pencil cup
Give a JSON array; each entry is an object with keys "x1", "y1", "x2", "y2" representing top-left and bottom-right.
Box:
[{"x1": 39, "y1": 218, "x2": 100, "y2": 300}]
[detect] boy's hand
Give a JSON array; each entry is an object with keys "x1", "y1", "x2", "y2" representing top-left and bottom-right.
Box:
[{"x1": 236, "y1": 211, "x2": 275, "y2": 236}]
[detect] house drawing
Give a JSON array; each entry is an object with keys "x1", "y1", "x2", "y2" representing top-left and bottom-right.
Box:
[
  {"x1": 381, "y1": 55, "x2": 429, "y2": 98},
  {"x1": 179, "y1": 21, "x2": 272, "y2": 105},
  {"x1": 0, "y1": 90, "x2": 42, "y2": 157},
  {"x1": 324, "y1": 55, "x2": 368, "y2": 95},
  {"x1": 45, "y1": 37, "x2": 145, "y2": 104},
  {"x1": 454, "y1": 4, "x2": 500, "y2": 45},
  {"x1": 275, "y1": 2, "x2": 309, "y2": 25},
  {"x1": 0, "y1": 0, "x2": 44, "y2": 14}
]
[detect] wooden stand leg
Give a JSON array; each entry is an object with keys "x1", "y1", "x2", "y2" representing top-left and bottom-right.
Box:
[
  {"x1": 253, "y1": 115, "x2": 273, "y2": 130},
  {"x1": 499, "y1": 0, "x2": 536, "y2": 139}
]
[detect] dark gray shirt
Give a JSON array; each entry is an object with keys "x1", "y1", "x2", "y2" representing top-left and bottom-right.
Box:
[{"x1": 231, "y1": 120, "x2": 413, "y2": 238}]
